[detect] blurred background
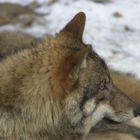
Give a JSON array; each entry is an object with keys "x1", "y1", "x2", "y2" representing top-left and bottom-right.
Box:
[{"x1": 0, "y1": 0, "x2": 140, "y2": 79}]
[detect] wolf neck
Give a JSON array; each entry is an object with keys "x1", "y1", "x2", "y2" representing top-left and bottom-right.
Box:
[
  {"x1": 0, "y1": 43, "x2": 63, "y2": 139},
  {"x1": 0, "y1": 43, "x2": 53, "y2": 100}
]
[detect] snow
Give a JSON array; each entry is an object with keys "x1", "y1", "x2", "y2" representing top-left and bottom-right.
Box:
[
  {"x1": 0, "y1": 0, "x2": 49, "y2": 5},
  {"x1": 0, "y1": 0, "x2": 31, "y2": 5},
  {"x1": 0, "y1": 0, "x2": 140, "y2": 79}
]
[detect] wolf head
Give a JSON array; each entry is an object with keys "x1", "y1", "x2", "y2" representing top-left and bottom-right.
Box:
[{"x1": 45, "y1": 12, "x2": 140, "y2": 136}]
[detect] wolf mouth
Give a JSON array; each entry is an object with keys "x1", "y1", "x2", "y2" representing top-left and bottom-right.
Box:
[
  {"x1": 103, "y1": 117, "x2": 122, "y2": 125},
  {"x1": 92, "y1": 118, "x2": 122, "y2": 131}
]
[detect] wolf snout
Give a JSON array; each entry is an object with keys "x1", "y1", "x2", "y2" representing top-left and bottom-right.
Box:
[{"x1": 134, "y1": 106, "x2": 140, "y2": 117}]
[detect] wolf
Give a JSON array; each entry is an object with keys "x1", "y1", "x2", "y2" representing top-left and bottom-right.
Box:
[
  {"x1": 0, "y1": 12, "x2": 140, "y2": 140},
  {"x1": 0, "y1": 35, "x2": 140, "y2": 140}
]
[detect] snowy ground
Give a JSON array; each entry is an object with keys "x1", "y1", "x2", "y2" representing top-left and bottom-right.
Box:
[{"x1": 0, "y1": 0, "x2": 140, "y2": 79}]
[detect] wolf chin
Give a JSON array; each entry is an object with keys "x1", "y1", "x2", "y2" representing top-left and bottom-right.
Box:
[{"x1": 0, "y1": 12, "x2": 139, "y2": 140}]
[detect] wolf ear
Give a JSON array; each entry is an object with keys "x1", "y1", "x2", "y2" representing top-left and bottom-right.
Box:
[
  {"x1": 70, "y1": 46, "x2": 91, "y2": 70},
  {"x1": 61, "y1": 46, "x2": 91, "y2": 90},
  {"x1": 60, "y1": 12, "x2": 86, "y2": 41}
]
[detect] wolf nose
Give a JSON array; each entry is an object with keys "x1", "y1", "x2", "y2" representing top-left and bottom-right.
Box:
[{"x1": 134, "y1": 106, "x2": 140, "y2": 117}]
